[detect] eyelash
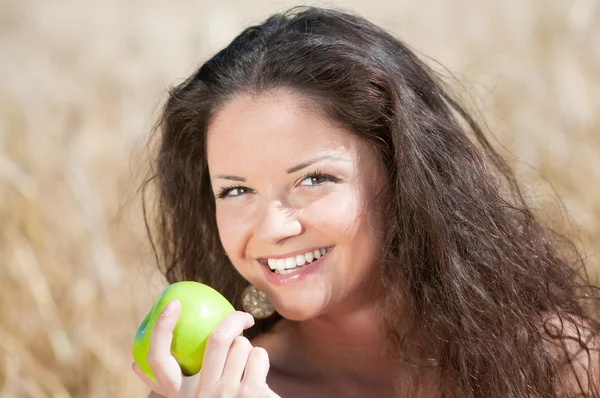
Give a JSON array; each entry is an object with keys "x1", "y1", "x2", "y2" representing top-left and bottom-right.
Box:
[
  {"x1": 215, "y1": 170, "x2": 337, "y2": 199},
  {"x1": 215, "y1": 184, "x2": 251, "y2": 199}
]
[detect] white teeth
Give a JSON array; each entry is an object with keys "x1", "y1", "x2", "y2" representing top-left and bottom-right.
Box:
[
  {"x1": 276, "y1": 268, "x2": 297, "y2": 274},
  {"x1": 285, "y1": 257, "x2": 296, "y2": 269},
  {"x1": 276, "y1": 259, "x2": 286, "y2": 271},
  {"x1": 264, "y1": 247, "x2": 332, "y2": 273}
]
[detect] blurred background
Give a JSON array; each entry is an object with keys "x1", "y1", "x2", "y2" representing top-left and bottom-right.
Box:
[{"x1": 1, "y1": 0, "x2": 599, "y2": 396}]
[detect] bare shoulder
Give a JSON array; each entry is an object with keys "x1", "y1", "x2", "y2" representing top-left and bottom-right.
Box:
[
  {"x1": 541, "y1": 313, "x2": 600, "y2": 395},
  {"x1": 250, "y1": 326, "x2": 289, "y2": 377},
  {"x1": 251, "y1": 323, "x2": 306, "y2": 397},
  {"x1": 250, "y1": 320, "x2": 293, "y2": 368}
]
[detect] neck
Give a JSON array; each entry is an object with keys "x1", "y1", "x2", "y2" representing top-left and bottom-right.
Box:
[
  {"x1": 284, "y1": 298, "x2": 397, "y2": 383},
  {"x1": 265, "y1": 293, "x2": 445, "y2": 397}
]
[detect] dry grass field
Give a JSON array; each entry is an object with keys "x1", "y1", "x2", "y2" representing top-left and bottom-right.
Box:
[{"x1": 1, "y1": 0, "x2": 599, "y2": 396}]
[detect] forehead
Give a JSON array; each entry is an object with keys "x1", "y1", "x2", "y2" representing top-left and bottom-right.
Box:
[{"x1": 206, "y1": 90, "x2": 362, "y2": 167}]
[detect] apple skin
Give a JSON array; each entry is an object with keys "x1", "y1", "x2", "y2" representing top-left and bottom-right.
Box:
[{"x1": 132, "y1": 281, "x2": 236, "y2": 383}]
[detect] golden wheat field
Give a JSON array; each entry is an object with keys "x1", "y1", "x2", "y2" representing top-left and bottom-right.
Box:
[{"x1": 1, "y1": 0, "x2": 599, "y2": 396}]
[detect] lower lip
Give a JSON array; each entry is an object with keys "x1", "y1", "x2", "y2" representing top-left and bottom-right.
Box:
[{"x1": 261, "y1": 249, "x2": 333, "y2": 286}]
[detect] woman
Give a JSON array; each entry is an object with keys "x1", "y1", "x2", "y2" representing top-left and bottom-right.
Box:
[{"x1": 133, "y1": 6, "x2": 600, "y2": 397}]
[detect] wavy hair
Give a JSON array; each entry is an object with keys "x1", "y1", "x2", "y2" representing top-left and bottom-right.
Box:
[{"x1": 143, "y1": 7, "x2": 600, "y2": 396}]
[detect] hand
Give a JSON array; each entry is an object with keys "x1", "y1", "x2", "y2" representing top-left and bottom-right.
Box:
[{"x1": 132, "y1": 300, "x2": 280, "y2": 397}]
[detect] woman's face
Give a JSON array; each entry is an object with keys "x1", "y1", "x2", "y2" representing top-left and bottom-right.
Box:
[{"x1": 207, "y1": 90, "x2": 387, "y2": 320}]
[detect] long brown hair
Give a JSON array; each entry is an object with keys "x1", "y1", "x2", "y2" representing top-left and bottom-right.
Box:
[{"x1": 143, "y1": 6, "x2": 600, "y2": 396}]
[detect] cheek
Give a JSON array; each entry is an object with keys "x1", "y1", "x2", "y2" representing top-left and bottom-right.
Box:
[
  {"x1": 215, "y1": 206, "x2": 251, "y2": 256},
  {"x1": 307, "y1": 190, "x2": 363, "y2": 239},
  {"x1": 309, "y1": 188, "x2": 384, "y2": 264}
]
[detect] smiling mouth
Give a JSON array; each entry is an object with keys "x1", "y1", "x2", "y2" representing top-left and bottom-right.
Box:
[{"x1": 259, "y1": 247, "x2": 333, "y2": 274}]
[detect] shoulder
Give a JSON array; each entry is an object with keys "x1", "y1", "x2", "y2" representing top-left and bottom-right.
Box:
[
  {"x1": 250, "y1": 328, "x2": 289, "y2": 375},
  {"x1": 541, "y1": 313, "x2": 599, "y2": 395},
  {"x1": 251, "y1": 329, "x2": 298, "y2": 397},
  {"x1": 249, "y1": 319, "x2": 292, "y2": 365}
]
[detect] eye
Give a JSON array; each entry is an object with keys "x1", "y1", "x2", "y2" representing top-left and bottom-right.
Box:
[
  {"x1": 298, "y1": 171, "x2": 338, "y2": 187},
  {"x1": 216, "y1": 185, "x2": 255, "y2": 199}
]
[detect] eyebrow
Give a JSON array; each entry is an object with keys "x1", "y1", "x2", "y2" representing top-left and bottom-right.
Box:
[
  {"x1": 285, "y1": 155, "x2": 349, "y2": 173},
  {"x1": 212, "y1": 155, "x2": 350, "y2": 181},
  {"x1": 212, "y1": 174, "x2": 247, "y2": 182}
]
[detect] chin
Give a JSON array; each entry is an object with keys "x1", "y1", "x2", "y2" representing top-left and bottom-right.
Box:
[{"x1": 273, "y1": 302, "x2": 321, "y2": 321}]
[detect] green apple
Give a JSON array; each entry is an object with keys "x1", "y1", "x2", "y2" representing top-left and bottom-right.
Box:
[{"x1": 132, "y1": 281, "x2": 236, "y2": 383}]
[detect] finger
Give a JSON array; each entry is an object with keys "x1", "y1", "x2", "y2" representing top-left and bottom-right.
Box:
[
  {"x1": 147, "y1": 299, "x2": 184, "y2": 395},
  {"x1": 220, "y1": 336, "x2": 253, "y2": 383},
  {"x1": 199, "y1": 311, "x2": 255, "y2": 385},
  {"x1": 242, "y1": 347, "x2": 271, "y2": 384},
  {"x1": 132, "y1": 362, "x2": 165, "y2": 395}
]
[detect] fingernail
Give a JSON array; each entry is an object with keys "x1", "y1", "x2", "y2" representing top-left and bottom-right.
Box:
[{"x1": 160, "y1": 300, "x2": 179, "y2": 316}]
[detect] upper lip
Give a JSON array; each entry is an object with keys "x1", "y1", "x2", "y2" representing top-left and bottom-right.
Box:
[{"x1": 255, "y1": 246, "x2": 333, "y2": 260}]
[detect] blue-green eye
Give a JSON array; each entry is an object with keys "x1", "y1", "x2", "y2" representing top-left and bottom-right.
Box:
[
  {"x1": 298, "y1": 171, "x2": 337, "y2": 187},
  {"x1": 216, "y1": 186, "x2": 254, "y2": 199}
]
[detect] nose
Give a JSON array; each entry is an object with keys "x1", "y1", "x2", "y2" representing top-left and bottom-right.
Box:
[{"x1": 253, "y1": 199, "x2": 302, "y2": 245}]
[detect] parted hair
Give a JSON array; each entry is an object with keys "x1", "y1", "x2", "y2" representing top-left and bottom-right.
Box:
[{"x1": 144, "y1": 6, "x2": 600, "y2": 397}]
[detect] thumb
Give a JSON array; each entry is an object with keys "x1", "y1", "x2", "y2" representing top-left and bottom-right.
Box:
[{"x1": 148, "y1": 299, "x2": 184, "y2": 396}]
